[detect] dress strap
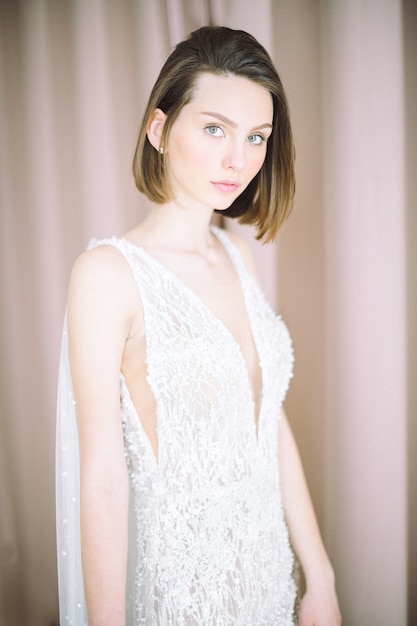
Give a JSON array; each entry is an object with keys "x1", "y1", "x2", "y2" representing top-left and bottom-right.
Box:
[{"x1": 210, "y1": 226, "x2": 259, "y2": 300}]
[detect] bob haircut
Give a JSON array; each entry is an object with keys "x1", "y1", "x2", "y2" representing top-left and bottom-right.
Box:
[{"x1": 133, "y1": 26, "x2": 295, "y2": 242}]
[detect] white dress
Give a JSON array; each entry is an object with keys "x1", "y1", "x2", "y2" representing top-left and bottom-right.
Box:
[{"x1": 56, "y1": 226, "x2": 297, "y2": 626}]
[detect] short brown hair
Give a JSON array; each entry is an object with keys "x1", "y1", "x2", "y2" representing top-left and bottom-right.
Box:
[{"x1": 133, "y1": 26, "x2": 295, "y2": 242}]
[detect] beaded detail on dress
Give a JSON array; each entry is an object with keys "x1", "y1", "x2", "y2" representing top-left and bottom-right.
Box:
[{"x1": 89, "y1": 226, "x2": 297, "y2": 625}]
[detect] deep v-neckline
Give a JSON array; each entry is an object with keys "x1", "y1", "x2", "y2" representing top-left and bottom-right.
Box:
[{"x1": 120, "y1": 227, "x2": 264, "y2": 440}]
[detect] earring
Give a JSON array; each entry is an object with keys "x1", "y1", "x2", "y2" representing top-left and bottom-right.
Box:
[{"x1": 159, "y1": 146, "x2": 164, "y2": 154}]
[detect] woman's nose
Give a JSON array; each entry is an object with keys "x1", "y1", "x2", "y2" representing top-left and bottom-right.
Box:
[{"x1": 222, "y1": 142, "x2": 246, "y2": 171}]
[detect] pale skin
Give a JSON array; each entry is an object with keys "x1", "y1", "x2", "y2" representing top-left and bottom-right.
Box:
[{"x1": 68, "y1": 72, "x2": 341, "y2": 625}]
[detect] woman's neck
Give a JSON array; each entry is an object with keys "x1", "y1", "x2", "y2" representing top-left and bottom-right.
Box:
[{"x1": 129, "y1": 201, "x2": 219, "y2": 257}]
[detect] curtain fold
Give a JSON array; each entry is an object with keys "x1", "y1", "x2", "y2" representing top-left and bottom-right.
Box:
[{"x1": 319, "y1": 1, "x2": 407, "y2": 623}]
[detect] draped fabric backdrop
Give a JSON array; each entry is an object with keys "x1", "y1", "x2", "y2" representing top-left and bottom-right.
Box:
[{"x1": 0, "y1": 1, "x2": 415, "y2": 625}]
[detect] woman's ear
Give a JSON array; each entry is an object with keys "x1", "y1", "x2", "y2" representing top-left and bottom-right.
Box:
[{"x1": 147, "y1": 108, "x2": 167, "y2": 152}]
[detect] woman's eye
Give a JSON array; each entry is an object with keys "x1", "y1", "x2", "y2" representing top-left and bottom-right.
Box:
[
  {"x1": 205, "y1": 125, "x2": 224, "y2": 137},
  {"x1": 247, "y1": 133, "x2": 265, "y2": 145}
]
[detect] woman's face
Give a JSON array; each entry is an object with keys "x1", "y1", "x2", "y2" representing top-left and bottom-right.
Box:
[{"x1": 163, "y1": 72, "x2": 273, "y2": 212}]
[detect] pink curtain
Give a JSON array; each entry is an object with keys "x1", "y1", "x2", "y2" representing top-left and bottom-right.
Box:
[
  {"x1": 0, "y1": 1, "x2": 414, "y2": 624},
  {"x1": 320, "y1": 2, "x2": 408, "y2": 623}
]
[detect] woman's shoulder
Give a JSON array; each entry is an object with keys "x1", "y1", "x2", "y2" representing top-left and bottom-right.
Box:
[
  {"x1": 72, "y1": 240, "x2": 131, "y2": 283},
  {"x1": 68, "y1": 239, "x2": 139, "y2": 314}
]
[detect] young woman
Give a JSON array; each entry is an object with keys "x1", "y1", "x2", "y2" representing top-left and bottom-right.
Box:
[{"x1": 56, "y1": 26, "x2": 341, "y2": 626}]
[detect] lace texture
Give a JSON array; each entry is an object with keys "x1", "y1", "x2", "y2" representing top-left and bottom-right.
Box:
[{"x1": 56, "y1": 226, "x2": 297, "y2": 625}]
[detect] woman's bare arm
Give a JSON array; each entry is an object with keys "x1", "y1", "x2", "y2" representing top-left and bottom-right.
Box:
[
  {"x1": 228, "y1": 233, "x2": 341, "y2": 623},
  {"x1": 279, "y1": 412, "x2": 341, "y2": 625},
  {"x1": 67, "y1": 245, "x2": 140, "y2": 626}
]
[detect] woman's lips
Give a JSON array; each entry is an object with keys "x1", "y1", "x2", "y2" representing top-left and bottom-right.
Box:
[{"x1": 211, "y1": 181, "x2": 240, "y2": 193}]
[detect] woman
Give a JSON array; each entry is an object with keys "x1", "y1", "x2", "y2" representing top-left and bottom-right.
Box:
[{"x1": 56, "y1": 26, "x2": 341, "y2": 625}]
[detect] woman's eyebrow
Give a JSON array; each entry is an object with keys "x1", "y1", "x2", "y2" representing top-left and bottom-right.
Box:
[{"x1": 201, "y1": 111, "x2": 273, "y2": 131}]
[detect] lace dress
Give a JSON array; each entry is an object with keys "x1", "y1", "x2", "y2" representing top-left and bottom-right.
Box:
[{"x1": 56, "y1": 226, "x2": 297, "y2": 626}]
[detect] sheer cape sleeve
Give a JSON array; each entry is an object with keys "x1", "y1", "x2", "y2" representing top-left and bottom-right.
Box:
[{"x1": 56, "y1": 314, "x2": 88, "y2": 625}]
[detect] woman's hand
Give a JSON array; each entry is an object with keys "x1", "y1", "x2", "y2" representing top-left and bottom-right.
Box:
[{"x1": 298, "y1": 581, "x2": 342, "y2": 626}]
